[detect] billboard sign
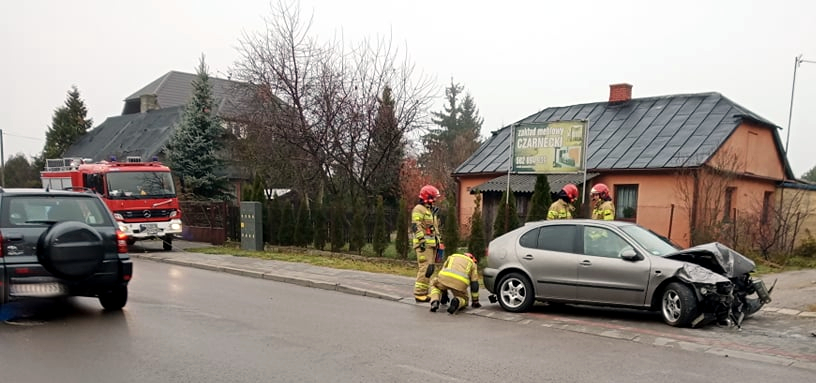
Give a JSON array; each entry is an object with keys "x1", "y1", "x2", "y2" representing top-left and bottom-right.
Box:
[{"x1": 512, "y1": 120, "x2": 587, "y2": 173}]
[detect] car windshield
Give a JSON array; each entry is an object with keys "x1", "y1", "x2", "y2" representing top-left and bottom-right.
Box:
[
  {"x1": 2, "y1": 195, "x2": 113, "y2": 227},
  {"x1": 106, "y1": 171, "x2": 175, "y2": 199},
  {"x1": 620, "y1": 224, "x2": 681, "y2": 256}
]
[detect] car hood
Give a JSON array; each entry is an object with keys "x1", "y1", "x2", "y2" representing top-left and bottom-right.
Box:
[{"x1": 663, "y1": 242, "x2": 756, "y2": 279}]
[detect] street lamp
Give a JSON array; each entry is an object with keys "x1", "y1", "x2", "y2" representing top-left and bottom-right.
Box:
[{"x1": 784, "y1": 54, "x2": 816, "y2": 154}]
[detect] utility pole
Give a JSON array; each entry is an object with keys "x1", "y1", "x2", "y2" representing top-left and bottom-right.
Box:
[{"x1": 1, "y1": 128, "x2": 4, "y2": 187}]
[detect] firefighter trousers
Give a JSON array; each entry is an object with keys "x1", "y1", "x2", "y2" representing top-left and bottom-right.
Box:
[
  {"x1": 429, "y1": 278, "x2": 468, "y2": 311},
  {"x1": 414, "y1": 247, "x2": 439, "y2": 299}
]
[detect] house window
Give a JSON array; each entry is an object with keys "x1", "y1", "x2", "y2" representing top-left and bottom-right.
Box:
[
  {"x1": 723, "y1": 187, "x2": 736, "y2": 222},
  {"x1": 615, "y1": 185, "x2": 638, "y2": 220},
  {"x1": 761, "y1": 191, "x2": 773, "y2": 224}
]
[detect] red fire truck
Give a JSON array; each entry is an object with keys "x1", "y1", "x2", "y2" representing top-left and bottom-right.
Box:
[{"x1": 41, "y1": 156, "x2": 183, "y2": 250}]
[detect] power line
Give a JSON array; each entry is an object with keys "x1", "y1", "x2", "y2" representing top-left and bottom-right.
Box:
[{"x1": 1, "y1": 131, "x2": 44, "y2": 141}]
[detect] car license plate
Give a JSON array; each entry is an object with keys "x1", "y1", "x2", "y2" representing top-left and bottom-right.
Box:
[
  {"x1": 9, "y1": 283, "x2": 66, "y2": 297},
  {"x1": 142, "y1": 223, "x2": 159, "y2": 234}
]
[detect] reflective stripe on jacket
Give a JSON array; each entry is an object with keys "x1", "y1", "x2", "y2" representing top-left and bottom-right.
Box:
[
  {"x1": 412, "y1": 203, "x2": 440, "y2": 247},
  {"x1": 592, "y1": 200, "x2": 615, "y2": 220},
  {"x1": 437, "y1": 253, "x2": 479, "y2": 298},
  {"x1": 547, "y1": 199, "x2": 573, "y2": 220}
]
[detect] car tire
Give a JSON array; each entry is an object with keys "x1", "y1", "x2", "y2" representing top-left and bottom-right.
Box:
[
  {"x1": 126, "y1": 237, "x2": 136, "y2": 246},
  {"x1": 497, "y1": 272, "x2": 535, "y2": 313},
  {"x1": 661, "y1": 282, "x2": 699, "y2": 327},
  {"x1": 37, "y1": 221, "x2": 106, "y2": 281},
  {"x1": 99, "y1": 286, "x2": 128, "y2": 311},
  {"x1": 162, "y1": 235, "x2": 173, "y2": 251}
]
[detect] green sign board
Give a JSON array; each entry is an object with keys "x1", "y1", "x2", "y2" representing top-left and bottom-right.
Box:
[{"x1": 512, "y1": 120, "x2": 587, "y2": 173}]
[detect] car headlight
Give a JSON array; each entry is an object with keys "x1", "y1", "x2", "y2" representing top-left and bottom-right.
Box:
[
  {"x1": 697, "y1": 284, "x2": 716, "y2": 295},
  {"x1": 119, "y1": 225, "x2": 129, "y2": 233},
  {"x1": 170, "y1": 210, "x2": 178, "y2": 218},
  {"x1": 114, "y1": 213, "x2": 124, "y2": 220},
  {"x1": 170, "y1": 223, "x2": 182, "y2": 230}
]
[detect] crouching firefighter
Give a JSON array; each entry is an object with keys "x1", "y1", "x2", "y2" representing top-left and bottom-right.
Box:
[
  {"x1": 429, "y1": 253, "x2": 481, "y2": 314},
  {"x1": 412, "y1": 185, "x2": 444, "y2": 303}
]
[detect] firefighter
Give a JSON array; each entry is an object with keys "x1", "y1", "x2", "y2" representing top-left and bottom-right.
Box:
[
  {"x1": 429, "y1": 252, "x2": 481, "y2": 314},
  {"x1": 548, "y1": 183, "x2": 578, "y2": 220},
  {"x1": 412, "y1": 185, "x2": 444, "y2": 303},
  {"x1": 590, "y1": 183, "x2": 615, "y2": 220}
]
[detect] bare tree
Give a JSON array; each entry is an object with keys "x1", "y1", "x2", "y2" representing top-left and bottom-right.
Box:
[{"x1": 230, "y1": 0, "x2": 435, "y2": 202}]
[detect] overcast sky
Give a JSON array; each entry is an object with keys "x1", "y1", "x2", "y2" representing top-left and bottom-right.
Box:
[{"x1": 2, "y1": 0, "x2": 815, "y2": 176}]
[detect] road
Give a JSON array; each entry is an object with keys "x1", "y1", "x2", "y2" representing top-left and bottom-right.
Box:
[{"x1": 1, "y1": 258, "x2": 814, "y2": 382}]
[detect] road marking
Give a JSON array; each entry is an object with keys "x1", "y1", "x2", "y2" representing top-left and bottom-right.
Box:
[{"x1": 396, "y1": 364, "x2": 467, "y2": 382}]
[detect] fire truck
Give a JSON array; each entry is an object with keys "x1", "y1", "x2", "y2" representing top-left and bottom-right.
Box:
[{"x1": 41, "y1": 156, "x2": 182, "y2": 250}]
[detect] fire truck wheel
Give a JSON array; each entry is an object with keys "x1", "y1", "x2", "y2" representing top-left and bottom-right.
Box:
[
  {"x1": 162, "y1": 235, "x2": 173, "y2": 251},
  {"x1": 37, "y1": 221, "x2": 106, "y2": 280},
  {"x1": 126, "y1": 237, "x2": 136, "y2": 246}
]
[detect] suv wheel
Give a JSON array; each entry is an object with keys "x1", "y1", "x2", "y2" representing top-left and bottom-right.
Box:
[
  {"x1": 497, "y1": 272, "x2": 535, "y2": 313},
  {"x1": 37, "y1": 221, "x2": 106, "y2": 280},
  {"x1": 661, "y1": 282, "x2": 699, "y2": 327},
  {"x1": 99, "y1": 286, "x2": 128, "y2": 311}
]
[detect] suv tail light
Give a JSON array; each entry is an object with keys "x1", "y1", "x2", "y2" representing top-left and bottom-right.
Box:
[
  {"x1": 0, "y1": 230, "x2": 4, "y2": 258},
  {"x1": 116, "y1": 230, "x2": 129, "y2": 254}
]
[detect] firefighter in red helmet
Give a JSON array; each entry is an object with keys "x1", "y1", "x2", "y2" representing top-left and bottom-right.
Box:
[
  {"x1": 548, "y1": 183, "x2": 578, "y2": 220},
  {"x1": 412, "y1": 185, "x2": 444, "y2": 303},
  {"x1": 429, "y1": 253, "x2": 481, "y2": 314},
  {"x1": 590, "y1": 183, "x2": 615, "y2": 220}
]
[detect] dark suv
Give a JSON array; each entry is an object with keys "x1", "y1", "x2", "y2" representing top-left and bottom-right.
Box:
[{"x1": 0, "y1": 188, "x2": 132, "y2": 312}]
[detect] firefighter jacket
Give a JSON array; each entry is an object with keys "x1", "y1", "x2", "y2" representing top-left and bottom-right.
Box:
[
  {"x1": 437, "y1": 253, "x2": 480, "y2": 302},
  {"x1": 412, "y1": 203, "x2": 441, "y2": 248},
  {"x1": 592, "y1": 199, "x2": 615, "y2": 220},
  {"x1": 547, "y1": 198, "x2": 574, "y2": 220}
]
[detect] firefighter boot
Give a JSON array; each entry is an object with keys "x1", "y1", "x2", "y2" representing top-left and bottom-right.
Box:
[
  {"x1": 440, "y1": 291, "x2": 450, "y2": 306},
  {"x1": 430, "y1": 300, "x2": 440, "y2": 312},
  {"x1": 415, "y1": 296, "x2": 430, "y2": 303},
  {"x1": 447, "y1": 298, "x2": 460, "y2": 314}
]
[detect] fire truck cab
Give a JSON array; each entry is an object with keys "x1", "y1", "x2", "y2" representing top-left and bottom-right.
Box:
[{"x1": 41, "y1": 156, "x2": 182, "y2": 250}]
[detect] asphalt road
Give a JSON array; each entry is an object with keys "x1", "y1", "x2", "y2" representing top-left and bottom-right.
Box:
[{"x1": 1, "y1": 258, "x2": 815, "y2": 382}]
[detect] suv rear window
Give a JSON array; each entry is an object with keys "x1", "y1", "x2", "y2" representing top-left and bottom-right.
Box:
[{"x1": 2, "y1": 195, "x2": 113, "y2": 227}]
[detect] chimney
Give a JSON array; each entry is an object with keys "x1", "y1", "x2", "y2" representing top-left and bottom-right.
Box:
[
  {"x1": 140, "y1": 94, "x2": 160, "y2": 113},
  {"x1": 609, "y1": 83, "x2": 633, "y2": 104}
]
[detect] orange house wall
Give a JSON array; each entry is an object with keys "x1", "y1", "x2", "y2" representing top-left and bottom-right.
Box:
[{"x1": 456, "y1": 174, "x2": 500, "y2": 234}]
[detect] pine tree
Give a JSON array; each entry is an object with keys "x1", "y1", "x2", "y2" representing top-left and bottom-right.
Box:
[
  {"x1": 293, "y1": 196, "x2": 313, "y2": 247},
  {"x1": 368, "y1": 87, "x2": 403, "y2": 208},
  {"x1": 278, "y1": 201, "x2": 295, "y2": 246},
  {"x1": 330, "y1": 201, "x2": 345, "y2": 252},
  {"x1": 527, "y1": 174, "x2": 552, "y2": 222},
  {"x1": 312, "y1": 199, "x2": 328, "y2": 251},
  {"x1": 349, "y1": 199, "x2": 365, "y2": 253},
  {"x1": 372, "y1": 196, "x2": 388, "y2": 257},
  {"x1": 267, "y1": 197, "x2": 281, "y2": 245},
  {"x1": 165, "y1": 55, "x2": 230, "y2": 200},
  {"x1": 493, "y1": 190, "x2": 520, "y2": 239},
  {"x1": 395, "y1": 197, "x2": 409, "y2": 259},
  {"x1": 803, "y1": 165, "x2": 816, "y2": 182},
  {"x1": 468, "y1": 194, "x2": 486, "y2": 262},
  {"x1": 442, "y1": 199, "x2": 460, "y2": 252},
  {"x1": 43, "y1": 85, "x2": 92, "y2": 160}
]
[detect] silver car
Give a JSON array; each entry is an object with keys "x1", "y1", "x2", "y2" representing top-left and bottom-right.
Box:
[{"x1": 483, "y1": 220, "x2": 773, "y2": 328}]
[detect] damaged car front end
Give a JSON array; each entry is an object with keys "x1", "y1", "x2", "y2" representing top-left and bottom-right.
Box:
[{"x1": 665, "y1": 242, "x2": 775, "y2": 328}]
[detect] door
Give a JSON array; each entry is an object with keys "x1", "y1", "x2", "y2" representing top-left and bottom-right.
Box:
[
  {"x1": 575, "y1": 226, "x2": 651, "y2": 306},
  {"x1": 516, "y1": 225, "x2": 579, "y2": 301}
]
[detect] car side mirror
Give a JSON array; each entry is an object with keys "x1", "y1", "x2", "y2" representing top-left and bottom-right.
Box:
[{"x1": 620, "y1": 248, "x2": 641, "y2": 261}]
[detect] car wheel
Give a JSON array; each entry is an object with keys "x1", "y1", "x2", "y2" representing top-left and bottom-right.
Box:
[
  {"x1": 661, "y1": 282, "x2": 699, "y2": 327},
  {"x1": 99, "y1": 286, "x2": 128, "y2": 311},
  {"x1": 497, "y1": 272, "x2": 535, "y2": 313},
  {"x1": 162, "y1": 235, "x2": 173, "y2": 251},
  {"x1": 37, "y1": 221, "x2": 106, "y2": 280}
]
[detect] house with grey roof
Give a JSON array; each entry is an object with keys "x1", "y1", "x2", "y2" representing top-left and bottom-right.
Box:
[{"x1": 454, "y1": 83, "x2": 799, "y2": 247}]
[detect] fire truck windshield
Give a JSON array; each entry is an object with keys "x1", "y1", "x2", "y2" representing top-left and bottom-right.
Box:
[{"x1": 106, "y1": 171, "x2": 176, "y2": 199}]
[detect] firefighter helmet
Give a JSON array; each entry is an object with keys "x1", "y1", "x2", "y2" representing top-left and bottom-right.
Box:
[
  {"x1": 464, "y1": 252, "x2": 477, "y2": 264},
  {"x1": 590, "y1": 183, "x2": 610, "y2": 199},
  {"x1": 419, "y1": 185, "x2": 441, "y2": 204},
  {"x1": 562, "y1": 184, "x2": 579, "y2": 201}
]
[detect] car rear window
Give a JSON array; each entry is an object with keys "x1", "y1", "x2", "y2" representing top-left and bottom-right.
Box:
[
  {"x1": 2, "y1": 195, "x2": 113, "y2": 227},
  {"x1": 519, "y1": 225, "x2": 577, "y2": 253}
]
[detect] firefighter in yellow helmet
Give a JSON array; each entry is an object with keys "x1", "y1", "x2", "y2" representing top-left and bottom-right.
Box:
[
  {"x1": 429, "y1": 253, "x2": 481, "y2": 314},
  {"x1": 590, "y1": 183, "x2": 615, "y2": 220},
  {"x1": 412, "y1": 185, "x2": 444, "y2": 303},
  {"x1": 548, "y1": 183, "x2": 578, "y2": 220}
]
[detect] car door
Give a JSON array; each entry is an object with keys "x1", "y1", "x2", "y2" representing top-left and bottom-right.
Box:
[
  {"x1": 575, "y1": 225, "x2": 651, "y2": 306},
  {"x1": 516, "y1": 224, "x2": 579, "y2": 301}
]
